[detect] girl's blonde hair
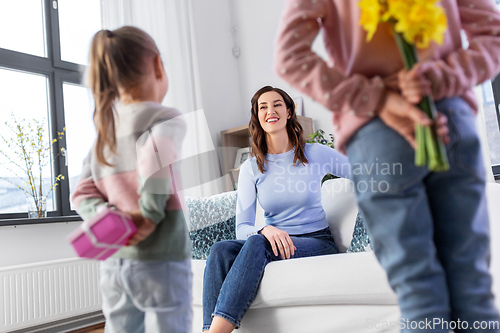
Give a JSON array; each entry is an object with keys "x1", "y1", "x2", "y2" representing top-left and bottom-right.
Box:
[
  {"x1": 87, "y1": 26, "x2": 160, "y2": 166},
  {"x1": 249, "y1": 86, "x2": 308, "y2": 173}
]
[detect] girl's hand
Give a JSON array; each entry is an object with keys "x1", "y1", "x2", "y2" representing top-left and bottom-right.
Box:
[
  {"x1": 378, "y1": 91, "x2": 432, "y2": 149},
  {"x1": 435, "y1": 112, "x2": 450, "y2": 145},
  {"x1": 127, "y1": 210, "x2": 156, "y2": 246},
  {"x1": 398, "y1": 65, "x2": 432, "y2": 104},
  {"x1": 378, "y1": 91, "x2": 450, "y2": 148},
  {"x1": 397, "y1": 66, "x2": 451, "y2": 145},
  {"x1": 259, "y1": 225, "x2": 296, "y2": 260}
]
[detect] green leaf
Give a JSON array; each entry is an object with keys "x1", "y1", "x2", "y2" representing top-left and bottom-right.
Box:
[{"x1": 321, "y1": 173, "x2": 340, "y2": 186}]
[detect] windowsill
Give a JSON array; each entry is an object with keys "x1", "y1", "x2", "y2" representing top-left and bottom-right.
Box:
[{"x1": 0, "y1": 215, "x2": 82, "y2": 227}]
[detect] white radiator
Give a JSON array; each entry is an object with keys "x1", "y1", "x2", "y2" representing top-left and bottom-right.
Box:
[{"x1": 0, "y1": 258, "x2": 101, "y2": 333}]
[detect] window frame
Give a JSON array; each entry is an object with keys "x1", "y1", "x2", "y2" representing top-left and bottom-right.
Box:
[
  {"x1": 0, "y1": 0, "x2": 86, "y2": 223},
  {"x1": 489, "y1": 74, "x2": 500, "y2": 180},
  {"x1": 490, "y1": 0, "x2": 500, "y2": 181}
]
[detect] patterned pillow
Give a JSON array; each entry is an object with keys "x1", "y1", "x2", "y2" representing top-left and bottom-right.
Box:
[
  {"x1": 346, "y1": 212, "x2": 373, "y2": 253},
  {"x1": 186, "y1": 191, "x2": 238, "y2": 260},
  {"x1": 190, "y1": 217, "x2": 236, "y2": 260},
  {"x1": 186, "y1": 191, "x2": 237, "y2": 231}
]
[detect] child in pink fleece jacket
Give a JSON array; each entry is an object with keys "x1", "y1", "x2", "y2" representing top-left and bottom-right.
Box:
[
  {"x1": 275, "y1": 1, "x2": 500, "y2": 331},
  {"x1": 71, "y1": 26, "x2": 191, "y2": 333}
]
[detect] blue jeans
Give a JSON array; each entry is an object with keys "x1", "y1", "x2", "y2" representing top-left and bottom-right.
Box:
[
  {"x1": 346, "y1": 97, "x2": 500, "y2": 332},
  {"x1": 202, "y1": 227, "x2": 337, "y2": 330},
  {"x1": 100, "y1": 258, "x2": 192, "y2": 333}
]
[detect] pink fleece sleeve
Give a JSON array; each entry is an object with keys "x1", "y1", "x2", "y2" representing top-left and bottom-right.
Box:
[
  {"x1": 71, "y1": 153, "x2": 106, "y2": 209},
  {"x1": 274, "y1": 0, "x2": 386, "y2": 117},
  {"x1": 417, "y1": 0, "x2": 500, "y2": 100}
]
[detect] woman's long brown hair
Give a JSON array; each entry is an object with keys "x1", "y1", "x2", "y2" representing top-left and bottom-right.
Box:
[
  {"x1": 249, "y1": 86, "x2": 308, "y2": 173},
  {"x1": 87, "y1": 26, "x2": 160, "y2": 166}
]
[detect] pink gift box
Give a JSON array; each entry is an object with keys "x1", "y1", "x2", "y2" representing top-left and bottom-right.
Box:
[{"x1": 68, "y1": 207, "x2": 137, "y2": 260}]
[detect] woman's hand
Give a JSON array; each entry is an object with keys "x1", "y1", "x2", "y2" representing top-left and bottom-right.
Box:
[
  {"x1": 127, "y1": 210, "x2": 156, "y2": 246},
  {"x1": 378, "y1": 91, "x2": 450, "y2": 148},
  {"x1": 259, "y1": 225, "x2": 296, "y2": 260}
]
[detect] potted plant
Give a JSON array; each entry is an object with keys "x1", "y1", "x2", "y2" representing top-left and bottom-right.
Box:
[
  {"x1": 0, "y1": 113, "x2": 65, "y2": 218},
  {"x1": 306, "y1": 129, "x2": 340, "y2": 185}
]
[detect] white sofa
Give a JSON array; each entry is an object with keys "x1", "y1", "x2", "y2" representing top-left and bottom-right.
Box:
[{"x1": 191, "y1": 180, "x2": 500, "y2": 333}]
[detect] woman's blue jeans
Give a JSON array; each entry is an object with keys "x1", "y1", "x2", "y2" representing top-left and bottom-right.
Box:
[
  {"x1": 202, "y1": 227, "x2": 337, "y2": 330},
  {"x1": 346, "y1": 97, "x2": 500, "y2": 332}
]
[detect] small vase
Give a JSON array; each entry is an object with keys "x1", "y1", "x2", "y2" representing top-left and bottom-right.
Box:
[{"x1": 27, "y1": 198, "x2": 47, "y2": 218}]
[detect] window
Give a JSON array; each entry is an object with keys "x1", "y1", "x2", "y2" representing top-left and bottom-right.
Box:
[
  {"x1": 62, "y1": 83, "x2": 96, "y2": 211},
  {"x1": 0, "y1": 0, "x2": 101, "y2": 221},
  {"x1": 0, "y1": 68, "x2": 53, "y2": 215},
  {"x1": 0, "y1": 0, "x2": 46, "y2": 57},
  {"x1": 486, "y1": 0, "x2": 500, "y2": 180},
  {"x1": 479, "y1": 81, "x2": 500, "y2": 179}
]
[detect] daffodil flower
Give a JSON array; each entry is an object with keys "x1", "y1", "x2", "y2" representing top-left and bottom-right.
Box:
[{"x1": 359, "y1": 0, "x2": 449, "y2": 171}]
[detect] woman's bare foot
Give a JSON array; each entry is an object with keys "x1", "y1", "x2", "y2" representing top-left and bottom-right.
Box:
[{"x1": 208, "y1": 316, "x2": 235, "y2": 333}]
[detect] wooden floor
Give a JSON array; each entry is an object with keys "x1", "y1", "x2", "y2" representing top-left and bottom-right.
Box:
[
  {"x1": 68, "y1": 323, "x2": 105, "y2": 333},
  {"x1": 83, "y1": 329, "x2": 104, "y2": 333}
]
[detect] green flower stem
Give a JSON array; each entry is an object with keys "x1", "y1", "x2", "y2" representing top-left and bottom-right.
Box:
[
  {"x1": 393, "y1": 31, "x2": 449, "y2": 172},
  {"x1": 415, "y1": 123, "x2": 426, "y2": 166}
]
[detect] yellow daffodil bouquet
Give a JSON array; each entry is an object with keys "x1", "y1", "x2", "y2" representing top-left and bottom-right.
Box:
[{"x1": 359, "y1": 0, "x2": 450, "y2": 171}]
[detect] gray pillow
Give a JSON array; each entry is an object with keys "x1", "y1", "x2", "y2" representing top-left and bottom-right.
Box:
[
  {"x1": 346, "y1": 212, "x2": 373, "y2": 253},
  {"x1": 186, "y1": 191, "x2": 237, "y2": 231},
  {"x1": 186, "y1": 191, "x2": 237, "y2": 260},
  {"x1": 190, "y1": 217, "x2": 236, "y2": 260}
]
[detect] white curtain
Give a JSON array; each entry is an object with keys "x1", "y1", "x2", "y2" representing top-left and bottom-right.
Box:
[
  {"x1": 101, "y1": 0, "x2": 195, "y2": 114},
  {"x1": 100, "y1": 0, "x2": 227, "y2": 197},
  {"x1": 474, "y1": 86, "x2": 496, "y2": 183},
  {"x1": 460, "y1": 31, "x2": 495, "y2": 183}
]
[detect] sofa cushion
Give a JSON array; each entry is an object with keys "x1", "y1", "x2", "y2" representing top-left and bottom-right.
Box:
[
  {"x1": 347, "y1": 213, "x2": 373, "y2": 253},
  {"x1": 321, "y1": 178, "x2": 359, "y2": 252},
  {"x1": 186, "y1": 191, "x2": 237, "y2": 231},
  {"x1": 190, "y1": 217, "x2": 236, "y2": 260},
  {"x1": 186, "y1": 191, "x2": 238, "y2": 260},
  {"x1": 192, "y1": 252, "x2": 397, "y2": 308}
]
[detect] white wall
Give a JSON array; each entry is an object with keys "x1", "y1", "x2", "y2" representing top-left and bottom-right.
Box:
[
  {"x1": 178, "y1": 0, "x2": 249, "y2": 197},
  {"x1": 233, "y1": 0, "x2": 335, "y2": 135},
  {"x1": 187, "y1": 0, "x2": 337, "y2": 196},
  {"x1": 189, "y1": 0, "x2": 247, "y2": 148},
  {"x1": 0, "y1": 222, "x2": 80, "y2": 268},
  {"x1": 189, "y1": 0, "x2": 336, "y2": 151}
]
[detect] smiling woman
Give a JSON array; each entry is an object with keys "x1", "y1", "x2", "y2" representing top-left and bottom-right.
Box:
[
  {"x1": 201, "y1": 85, "x2": 350, "y2": 333},
  {"x1": 250, "y1": 86, "x2": 308, "y2": 174}
]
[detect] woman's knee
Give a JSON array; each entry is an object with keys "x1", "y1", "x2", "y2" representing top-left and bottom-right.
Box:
[
  {"x1": 241, "y1": 235, "x2": 273, "y2": 257},
  {"x1": 207, "y1": 240, "x2": 241, "y2": 261},
  {"x1": 244, "y1": 234, "x2": 268, "y2": 248}
]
